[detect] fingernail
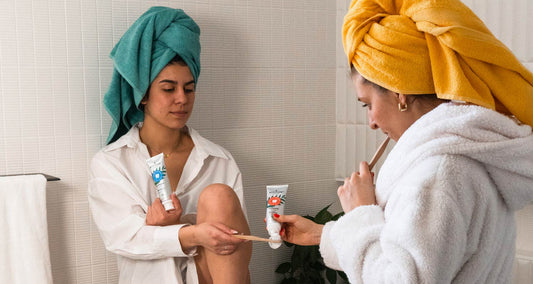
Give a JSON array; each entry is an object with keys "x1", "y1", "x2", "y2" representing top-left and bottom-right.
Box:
[
  {"x1": 273, "y1": 213, "x2": 280, "y2": 218},
  {"x1": 231, "y1": 230, "x2": 239, "y2": 234}
]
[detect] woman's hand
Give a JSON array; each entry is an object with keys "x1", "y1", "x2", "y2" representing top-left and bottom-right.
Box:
[
  {"x1": 146, "y1": 194, "x2": 183, "y2": 226},
  {"x1": 272, "y1": 214, "x2": 323, "y2": 246},
  {"x1": 179, "y1": 222, "x2": 248, "y2": 255},
  {"x1": 338, "y1": 161, "x2": 376, "y2": 213}
]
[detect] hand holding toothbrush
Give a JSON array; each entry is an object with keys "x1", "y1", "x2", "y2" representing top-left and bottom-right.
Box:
[{"x1": 337, "y1": 161, "x2": 377, "y2": 214}]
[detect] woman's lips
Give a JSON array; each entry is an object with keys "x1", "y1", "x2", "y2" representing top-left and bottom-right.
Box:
[{"x1": 170, "y1": 111, "x2": 188, "y2": 118}]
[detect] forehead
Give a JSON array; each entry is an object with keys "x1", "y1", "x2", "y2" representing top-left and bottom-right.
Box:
[
  {"x1": 155, "y1": 63, "x2": 194, "y2": 82},
  {"x1": 352, "y1": 74, "x2": 377, "y2": 99}
]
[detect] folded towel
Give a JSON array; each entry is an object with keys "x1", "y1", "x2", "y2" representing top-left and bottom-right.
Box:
[
  {"x1": 343, "y1": 0, "x2": 533, "y2": 126},
  {"x1": 104, "y1": 6, "x2": 201, "y2": 144},
  {"x1": 0, "y1": 174, "x2": 52, "y2": 284}
]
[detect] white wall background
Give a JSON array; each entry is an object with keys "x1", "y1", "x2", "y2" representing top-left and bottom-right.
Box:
[
  {"x1": 0, "y1": 0, "x2": 338, "y2": 283},
  {"x1": 0, "y1": 0, "x2": 531, "y2": 283}
]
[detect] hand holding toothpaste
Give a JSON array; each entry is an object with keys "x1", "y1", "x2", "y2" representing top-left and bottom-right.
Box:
[
  {"x1": 272, "y1": 214, "x2": 323, "y2": 246},
  {"x1": 146, "y1": 194, "x2": 183, "y2": 226}
]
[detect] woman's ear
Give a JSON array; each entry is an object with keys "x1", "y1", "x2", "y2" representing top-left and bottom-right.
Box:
[
  {"x1": 139, "y1": 95, "x2": 148, "y2": 112},
  {"x1": 396, "y1": 93, "x2": 408, "y2": 105},
  {"x1": 140, "y1": 94, "x2": 149, "y2": 105}
]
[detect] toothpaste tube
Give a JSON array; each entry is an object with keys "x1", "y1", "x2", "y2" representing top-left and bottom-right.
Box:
[
  {"x1": 266, "y1": 184, "x2": 288, "y2": 249},
  {"x1": 146, "y1": 153, "x2": 174, "y2": 211}
]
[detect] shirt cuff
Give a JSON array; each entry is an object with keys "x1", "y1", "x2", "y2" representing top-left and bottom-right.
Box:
[{"x1": 154, "y1": 224, "x2": 197, "y2": 257}]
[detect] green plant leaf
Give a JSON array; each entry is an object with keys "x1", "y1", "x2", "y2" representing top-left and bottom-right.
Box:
[
  {"x1": 281, "y1": 277, "x2": 297, "y2": 284},
  {"x1": 291, "y1": 245, "x2": 309, "y2": 269},
  {"x1": 309, "y1": 246, "x2": 322, "y2": 263},
  {"x1": 315, "y1": 209, "x2": 333, "y2": 224},
  {"x1": 275, "y1": 203, "x2": 346, "y2": 283},
  {"x1": 338, "y1": 271, "x2": 349, "y2": 281},
  {"x1": 309, "y1": 272, "x2": 326, "y2": 284},
  {"x1": 326, "y1": 268, "x2": 337, "y2": 284},
  {"x1": 315, "y1": 204, "x2": 332, "y2": 218},
  {"x1": 309, "y1": 260, "x2": 325, "y2": 271},
  {"x1": 276, "y1": 262, "x2": 292, "y2": 274},
  {"x1": 313, "y1": 203, "x2": 335, "y2": 224},
  {"x1": 332, "y1": 211, "x2": 344, "y2": 221}
]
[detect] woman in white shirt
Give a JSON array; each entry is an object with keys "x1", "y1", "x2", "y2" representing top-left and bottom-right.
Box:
[{"x1": 88, "y1": 7, "x2": 251, "y2": 284}]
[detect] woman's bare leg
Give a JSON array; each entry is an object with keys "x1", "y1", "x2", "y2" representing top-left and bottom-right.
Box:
[{"x1": 194, "y1": 183, "x2": 252, "y2": 284}]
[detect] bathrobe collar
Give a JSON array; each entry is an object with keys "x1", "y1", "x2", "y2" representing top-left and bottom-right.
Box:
[{"x1": 377, "y1": 103, "x2": 533, "y2": 211}]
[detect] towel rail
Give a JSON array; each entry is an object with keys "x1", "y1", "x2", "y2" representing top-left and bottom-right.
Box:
[{"x1": 0, "y1": 173, "x2": 60, "y2": 181}]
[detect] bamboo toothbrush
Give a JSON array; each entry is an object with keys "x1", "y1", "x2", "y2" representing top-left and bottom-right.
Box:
[
  {"x1": 367, "y1": 137, "x2": 390, "y2": 171},
  {"x1": 233, "y1": 234, "x2": 282, "y2": 243}
]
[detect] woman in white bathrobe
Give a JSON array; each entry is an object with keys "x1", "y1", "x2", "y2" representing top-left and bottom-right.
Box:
[{"x1": 273, "y1": 0, "x2": 533, "y2": 283}]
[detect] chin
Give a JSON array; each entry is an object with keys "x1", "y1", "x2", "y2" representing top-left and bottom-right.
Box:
[{"x1": 163, "y1": 122, "x2": 187, "y2": 130}]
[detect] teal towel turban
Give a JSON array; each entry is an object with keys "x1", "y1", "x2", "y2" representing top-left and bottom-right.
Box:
[{"x1": 103, "y1": 6, "x2": 201, "y2": 144}]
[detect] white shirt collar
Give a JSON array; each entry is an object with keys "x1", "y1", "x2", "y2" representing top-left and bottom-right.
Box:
[{"x1": 103, "y1": 123, "x2": 229, "y2": 160}]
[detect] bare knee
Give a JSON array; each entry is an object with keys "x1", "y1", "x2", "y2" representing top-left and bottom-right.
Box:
[{"x1": 197, "y1": 183, "x2": 242, "y2": 215}]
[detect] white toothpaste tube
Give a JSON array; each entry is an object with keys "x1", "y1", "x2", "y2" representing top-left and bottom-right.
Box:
[
  {"x1": 146, "y1": 153, "x2": 174, "y2": 211},
  {"x1": 266, "y1": 184, "x2": 288, "y2": 249}
]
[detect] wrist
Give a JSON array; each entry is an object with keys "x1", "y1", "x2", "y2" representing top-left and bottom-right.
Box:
[
  {"x1": 178, "y1": 225, "x2": 197, "y2": 253},
  {"x1": 314, "y1": 224, "x2": 324, "y2": 245}
]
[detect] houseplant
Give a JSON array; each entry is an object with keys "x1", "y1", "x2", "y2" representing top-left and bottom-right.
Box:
[{"x1": 275, "y1": 204, "x2": 349, "y2": 284}]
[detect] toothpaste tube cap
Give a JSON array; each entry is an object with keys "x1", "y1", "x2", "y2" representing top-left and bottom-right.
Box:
[
  {"x1": 162, "y1": 199, "x2": 175, "y2": 211},
  {"x1": 269, "y1": 234, "x2": 282, "y2": 249}
]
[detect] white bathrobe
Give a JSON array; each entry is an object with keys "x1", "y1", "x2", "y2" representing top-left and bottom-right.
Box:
[{"x1": 320, "y1": 103, "x2": 533, "y2": 283}]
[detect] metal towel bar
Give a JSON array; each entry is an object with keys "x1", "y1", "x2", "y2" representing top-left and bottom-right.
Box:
[{"x1": 0, "y1": 173, "x2": 60, "y2": 181}]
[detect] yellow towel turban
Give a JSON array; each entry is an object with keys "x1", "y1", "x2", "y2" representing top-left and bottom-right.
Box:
[{"x1": 343, "y1": 0, "x2": 533, "y2": 126}]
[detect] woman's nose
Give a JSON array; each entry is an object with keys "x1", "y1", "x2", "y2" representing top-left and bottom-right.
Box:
[
  {"x1": 174, "y1": 89, "x2": 187, "y2": 104},
  {"x1": 368, "y1": 115, "x2": 378, "y2": 130}
]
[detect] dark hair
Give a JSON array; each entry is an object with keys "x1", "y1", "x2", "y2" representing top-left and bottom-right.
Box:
[
  {"x1": 139, "y1": 54, "x2": 188, "y2": 111},
  {"x1": 350, "y1": 65, "x2": 388, "y2": 93},
  {"x1": 349, "y1": 65, "x2": 445, "y2": 105},
  {"x1": 168, "y1": 54, "x2": 187, "y2": 66}
]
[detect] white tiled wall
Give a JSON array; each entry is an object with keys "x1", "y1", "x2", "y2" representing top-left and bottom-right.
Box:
[
  {"x1": 335, "y1": 0, "x2": 533, "y2": 282},
  {"x1": 2, "y1": 0, "x2": 531, "y2": 283},
  {"x1": 0, "y1": 1, "x2": 338, "y2": 283}
]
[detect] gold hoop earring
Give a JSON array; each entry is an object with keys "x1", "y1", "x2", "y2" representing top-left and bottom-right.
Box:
[{"x1": 398, "y1": 103, "x2": 408, "y2": 112}]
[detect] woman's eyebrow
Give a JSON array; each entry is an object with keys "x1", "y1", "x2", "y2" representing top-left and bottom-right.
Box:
[
  {"x1": 158, "y1": 79, "x2": 195, "y2": 86},
  {"x1": 158, "y1": 79, "x2": 177, "y2": 84}
]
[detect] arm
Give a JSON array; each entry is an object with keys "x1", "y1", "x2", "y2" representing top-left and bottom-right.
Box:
[
  {"x1": 325, "y1": 157, "x2": 468, "y2": 283},
  {"x1": 88, "y1": 155, "x2": 192, "y2": 260}
]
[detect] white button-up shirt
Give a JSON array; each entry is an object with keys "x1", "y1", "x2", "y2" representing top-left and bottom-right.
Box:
[{"x1": 88, "y1": 123, "x2": 246, "y2": 284}]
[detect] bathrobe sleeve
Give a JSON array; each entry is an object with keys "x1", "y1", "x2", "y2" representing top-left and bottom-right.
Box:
[
  {"x1": 320, "y1": 155, "x2": 470, "y2": 283},
  {"x1": 88, "y1": 152, "x2": 194, "y2": 260}
]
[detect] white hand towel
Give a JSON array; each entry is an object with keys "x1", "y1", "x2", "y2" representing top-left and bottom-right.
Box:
[{"x1": 0, "y1": 174, "x2": 53, "y2": 284}]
